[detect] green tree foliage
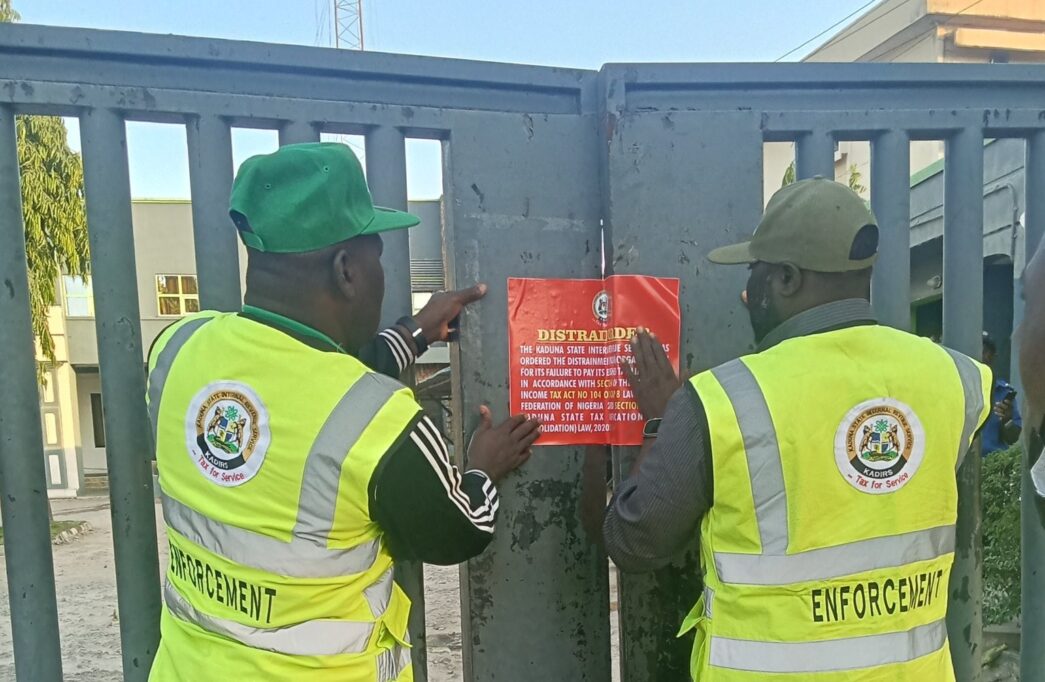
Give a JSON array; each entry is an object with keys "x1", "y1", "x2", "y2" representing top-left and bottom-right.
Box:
[
  {"x1": 982, "y1": 444, "x2": 1022, "y2": 625},
  {"x1": 780, "y1": 160, "x2": 867, "y2": 195},
  {"x1": 3, "y1": 0, "x2": 91, "y2": 371}
]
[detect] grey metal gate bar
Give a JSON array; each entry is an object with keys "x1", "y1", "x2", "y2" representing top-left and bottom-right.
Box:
[
  {"x1": 1020, "y1": 130, "x2": 1045, "y2": 681},
  {"x1": 446, "y1": 104, "x2": 611, "y2": 681},
  {"x1": 943, "y1": 126, "x2": 986, "y2": 681},
  {"x1": 796, "y1": 129, "x2": 836, "y2": 180},
  {"x1": 870, "y1": 129, "x2": 912, "y2": 331},
  {"x1": 0, "y1": 105, "x2": 65, "y2": 682},
  {"x1": 187, "y1": 115, "x2": 241, "y2": 312},
  {"x1": 279, "y1": 120, "x2": 320, "y2": 146},
  {"x1": 79, "y1": 107, "x2": 163, "y2": 681},
  {"x1": 365, "y1": 122, "x2": 429, "y2": 681},
  {"x1": 369, "y1": 125, "x2": 412, "y2": 331}
]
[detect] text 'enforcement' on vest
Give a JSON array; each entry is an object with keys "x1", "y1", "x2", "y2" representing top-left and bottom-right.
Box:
[
  {"x1": 810, "y1": 568, "x2": 945, "y2": 623},
  {"x1": 168, "y1": 540, "x2": 278, "y2": 624}
]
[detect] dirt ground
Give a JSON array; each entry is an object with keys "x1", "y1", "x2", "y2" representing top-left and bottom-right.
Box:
[{"x1": 0, "y1": 498, "x2": 620, "y2": 681}]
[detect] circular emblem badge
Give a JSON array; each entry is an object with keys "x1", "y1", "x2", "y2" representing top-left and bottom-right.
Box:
[
  {"x1": 593, "y1": 290, "x2": 610, "y2": 325},
  {"x1": 184, "y1": 381, "x2": 270, "y2": 487},
  {"x1": 834, "y1": 398, "x2": 925, "y2": 495}
]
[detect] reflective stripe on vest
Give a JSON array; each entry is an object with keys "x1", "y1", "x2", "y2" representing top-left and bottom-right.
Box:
[
  {"x1": 709, "y1": 618, "x2": 947, "y2": 673},
  {"x1": 294, "y1": 373, "x2": 404, "y2": 546},
  {"x1": 159, "y1": 373, "x2": 402, "y2": 579},
  {"x1": 715, "y1": 524, "x2": 955, "y2": 586},
  {"x1": 710, "y1": 358, "x2": 789, "y2": 554},
  {"x1": 148, "y1": 315, "x2": 214, "y2": 449},
  {"x1": 944, "y1": 348, "x2": 986, "y2": 469},
  {"x1": 710, "y1": 356, "x2": 964, "y2": 583},
  {"x1": 163, "y1": 579, "x2": 389, "y2": 656},
  {"x1": 377, "y1": 642, "x2": 412, "y2": 682},
  {"x1": 161, "y1": 492, "x2": 380, "y2": 579}
]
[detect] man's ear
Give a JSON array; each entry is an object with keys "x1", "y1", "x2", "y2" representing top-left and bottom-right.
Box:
[
  {"x1": 332, "y1": 248, "x2": 356, "y2": 301},
  {"x1": 777, "y1": 262, "x2": 803, "y2": 297}
]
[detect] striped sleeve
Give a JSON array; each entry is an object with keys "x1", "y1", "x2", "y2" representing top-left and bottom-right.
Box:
[
  {"x1": 357, "y1": 328, "x2": 418, "y2": 378},
  {"x1": 379, "y1": 329, "x2": 416, "y2": 374},
  {"x1": 369, "y1": 415, "x2": 500, "y2": 564}
]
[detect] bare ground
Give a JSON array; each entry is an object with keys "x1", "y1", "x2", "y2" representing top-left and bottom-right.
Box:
[{"x1": 0, "y1": 499, "x2": 620, "y2": 681}]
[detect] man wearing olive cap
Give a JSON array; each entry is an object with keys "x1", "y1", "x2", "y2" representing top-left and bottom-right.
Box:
[
  {"x1": 600, "y1": 178, "x2": 991, "y2": 681},
  {"x1": 148, "y1": 143, "x2": 540, "y2": 681}
]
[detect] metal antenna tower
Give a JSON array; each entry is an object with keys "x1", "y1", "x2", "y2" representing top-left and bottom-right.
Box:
[{"x1": 333, "y1": 0, "x2": 364, "y2": 50}]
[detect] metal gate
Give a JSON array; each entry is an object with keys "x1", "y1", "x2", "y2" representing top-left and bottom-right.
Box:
[{"x1": 0, "y1": 22, "x2": 1043, "y2": 682}]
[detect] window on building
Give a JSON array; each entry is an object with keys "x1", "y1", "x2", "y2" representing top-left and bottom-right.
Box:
[
  {"x1": 156, "y1": 275, "x2": 200, "y2": 317},
  {"x1": 90, "y1": 393, "x2": 106, "y2": 448},
  {"x1": 43, "y1": 413, "x2": 59, "y2": 446},
  {"x1": 63, "y1": 276, "x2": 94, "y2": 317},
  {"x1": 42, "y1": 372, "x2": 56, "y2": 403}
]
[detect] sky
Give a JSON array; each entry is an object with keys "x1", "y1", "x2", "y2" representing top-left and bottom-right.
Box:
[{"x1": 14, "y1": 0, "x2": 880, "y2": 200}]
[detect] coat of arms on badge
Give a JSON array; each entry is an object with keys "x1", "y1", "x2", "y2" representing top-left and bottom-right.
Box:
[
  {"x1": 835, "y1": 398, "x2": 925, "y2": 495},
  {"x1": 206, "y1": 405, "x2": 248, "y2": 455},
  {"x1": 185, "y1": 382, "x2": 271, "y2": 487},
  {"x1": 859, "y1": 420, "x2": 901, "y2": 462}
]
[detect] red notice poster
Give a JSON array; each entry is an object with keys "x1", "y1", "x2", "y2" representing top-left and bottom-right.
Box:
[{"x1": 508, "y1": 275, "x2": 681, "y2": 446}]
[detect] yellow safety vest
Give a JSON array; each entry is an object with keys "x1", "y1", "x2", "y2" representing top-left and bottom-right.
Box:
[
  {"x1": 683, "y1": 325, "x2": 991, "y2": 681},
  {"x1": 147, "y1": 311, "x2": 418, "y2": 681}
]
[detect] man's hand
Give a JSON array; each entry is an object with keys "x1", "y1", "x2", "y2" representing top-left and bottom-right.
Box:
[
  {"x1": 994, "y1": 398, "x2": 1015, "y2": 422},
  {"x1": 467, "y1": 406, "x2": 541, "y2": 483},
  {"x1": 414, "y1": 284, "x2": 487, "y2": 344},
  {"x1": 621, "y1": 327, "x2": 683, "y2": 420}
]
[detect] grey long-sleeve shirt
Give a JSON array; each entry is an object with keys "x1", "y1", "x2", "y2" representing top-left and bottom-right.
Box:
[{"x1": 602, "y1": 299, "x2": 878, "y2": 572}]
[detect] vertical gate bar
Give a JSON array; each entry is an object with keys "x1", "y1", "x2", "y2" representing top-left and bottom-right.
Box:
[
  {"x1": 368, "y1": 126, "x2": 413, "y2": 329},
  {"x1": 187, "y1": 115, "x2": 241, "y2": 312},
  {"x1": 1020, "y1": 129, "x2": 1045, "y2": 682},
  {"x1": 871, "y1": 129, "x2": 912, "y2": 330},
  {"x1": 601, "y1": 102, "x2": 764, "y2": 682},
  {"x1": 80, "y1": 107, "x2": 161, "y2": 682},
  {"x1": 0, "y1": 105, "x2": 65, "y2": 682},
  {"x1": 795, "y1": 130, "x2": 835, "y2": 180},
  {"x1": 278, "y1": 120, "x2": 320, "y2": 146},
  {"x1": 365, "y1": 124, "x2": 427, "y2": 681},
  {"x1": 942, "y1": 126, "x2": 985, "y2": 682},
  {"x1": 449, "y1": 107, "x2": 609, "y2": 682}
]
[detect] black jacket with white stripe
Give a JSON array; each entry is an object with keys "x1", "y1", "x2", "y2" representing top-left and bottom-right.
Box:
[{"x1": 272, "y1": 318, "x2": 498, "y2": 565}]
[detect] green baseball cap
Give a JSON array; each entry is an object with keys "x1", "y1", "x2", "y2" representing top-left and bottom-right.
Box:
[
  {"x1": 229, "y1": 142, "x2": 420, "y2": 253},
  {"x1": 708, "y1": 177, "x2": 879, "y2": 272}
]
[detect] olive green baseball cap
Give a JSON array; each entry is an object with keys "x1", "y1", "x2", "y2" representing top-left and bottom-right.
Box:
[
  {"x1": 229, "y1": 142, "x2": 420, "y2": 254},
  {"x1": 708, "y1": 177, "x2": 879, "y2": 272}
]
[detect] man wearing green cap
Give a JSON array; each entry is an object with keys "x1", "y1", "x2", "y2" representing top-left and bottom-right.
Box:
[
  {"x1": 147, "y1": 143, "x2": 540, "y2": 681},
  {"x1": 599, "y1": 178, "x2": 991, "y2": 681}
]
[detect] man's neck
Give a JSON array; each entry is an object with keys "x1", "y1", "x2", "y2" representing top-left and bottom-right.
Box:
[
  {"x1": 242, "y1": 294, "x2": 348, "y2": 353},
  {"x1": 758, "y1": 298, "x2": 877, "y2": 351}
]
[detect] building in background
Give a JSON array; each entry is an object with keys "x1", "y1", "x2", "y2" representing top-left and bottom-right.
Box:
[
  {"x1": 908, "y1": 139, "x2": 1027, "y2": 380},
  {"x1": 44, "y1": 198, "x2": 445, "y2": 497},
  {"x1": 762, "y1": 0, "x2": 1043, "y2": 381},
  {"x1": 764, "y1": 0, "x2": 1045, "y2": 195}
]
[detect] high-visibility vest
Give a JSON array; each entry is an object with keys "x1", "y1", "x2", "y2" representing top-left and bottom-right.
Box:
[
  {"x1": 147, "y1": 311, "x2": 419, "y2": 681},
  {"x1": 683, "y1": 325, "x2": 991, "y2": 681}
]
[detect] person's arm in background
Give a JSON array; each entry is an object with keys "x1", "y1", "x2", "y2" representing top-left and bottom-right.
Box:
[
  {"x1": 999, "y1": 394, "x2": 1023, "y2": 447},
  {"x1": 358, "y1": 285, "x2": 488, "y2": 379},
  {"x1": 369, "y1": 406, "x2": 541, "y2": 564}
]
